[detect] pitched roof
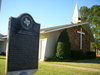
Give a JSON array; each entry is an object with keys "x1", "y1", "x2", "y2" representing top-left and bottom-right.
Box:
[
  {"x1": 40, "y1": 22, "x2": 94, "y2": 41},
  {"x1": 0, "y1": 34, "x2": 7, "y2": 41},
  {"x1": 0, "y1": 33, "x2": 4, "y2": 38},
  {"x1": 40, "y1": 22, "x2": 88, "y2": 33}
]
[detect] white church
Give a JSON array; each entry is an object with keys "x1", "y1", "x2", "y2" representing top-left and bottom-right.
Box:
[{"x1": 39, "y1": 1, "x2": 93, "y2": 61}]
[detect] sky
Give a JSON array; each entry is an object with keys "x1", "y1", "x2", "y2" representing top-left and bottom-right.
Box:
[{"x1": 0, "y1": 0, "x2": 100, "y2": 35}]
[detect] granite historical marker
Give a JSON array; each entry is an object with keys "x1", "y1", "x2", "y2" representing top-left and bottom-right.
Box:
[{"x1": 6, "y1": 13, "x2": 40, "y2": 75}]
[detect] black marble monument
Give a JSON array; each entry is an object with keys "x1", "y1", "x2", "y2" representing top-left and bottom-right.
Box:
[{"x1": 7, "y1": 13, "x2": 40, "y2": 72}]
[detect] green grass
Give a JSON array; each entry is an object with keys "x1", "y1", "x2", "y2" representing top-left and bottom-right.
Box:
[
  {"x1": 48, "y1": 57, "x2": 100, "y2": 69},
  {"x1": 0, "y1": 56, "x2": 6, "y2": 75},
  {"x1": 34, "y1": 63, "x2": 100, "y2": 75},
  {"x1": 0, "y1": 56, "x2": 100, "y2": 75}
]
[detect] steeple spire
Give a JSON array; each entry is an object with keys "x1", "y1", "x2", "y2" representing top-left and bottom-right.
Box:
[{"x1": 72, "y1": 0, "x2": 81, "y2": 24}]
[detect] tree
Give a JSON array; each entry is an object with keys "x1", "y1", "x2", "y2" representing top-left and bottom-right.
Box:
[
  {"x1": 80, "y1": 5, "x2": 100, "y2": 51},
  {"x1": 80, "y1": 6, "x2": 89, "y2": 22},
  {"x1": 55, "y1": 30, "x2": 71, "y2": 60}
]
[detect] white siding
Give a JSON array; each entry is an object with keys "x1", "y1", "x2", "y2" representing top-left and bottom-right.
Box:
[
  {"x1": 39, "y1": 30, "x2": 62, "y2": 61},
  {"x1": 0, "y1": 41, "x2": 6, "y2": 53},
  {"x1": 45, "y1": 31, "x2": 61, "y2": 58}
]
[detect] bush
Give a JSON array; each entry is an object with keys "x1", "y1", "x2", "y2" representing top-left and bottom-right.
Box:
[
  {"x1": 0, "y1": 52, "x2": 6, "y2": 56},
  {"x1": 45, "y1": 51, "x2": 96, "y2": 61},
  {"x1": 44, "y1": 57, "x2": 57, "y2": 61},
  {"x1": 71, "y1": 50, "x2": 83, "y2": 60},
  {"x1": 71, "y1": 50, "x2": 96, "y2": 60},
  {"x1": 44, "y1": 57, "x2": 74, "y2": 62},
  {"x1": 55, "y1": 30, "x2": 71, "y2": 60},
  {"x1": 85, "y1": 51, "x2": 96, "y2": 59}
]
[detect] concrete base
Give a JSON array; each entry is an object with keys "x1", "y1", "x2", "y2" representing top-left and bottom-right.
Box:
[{"x1": 7, "y1": 69, "x2": 37, "y2": 75}]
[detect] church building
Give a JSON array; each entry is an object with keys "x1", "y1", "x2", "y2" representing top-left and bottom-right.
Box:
[
  {"x1": 0, "y1": 34, "x2": 7, "y2": 53},
  {"x1": 39, "y1": 1, "x2": 93, "y2": 61}
]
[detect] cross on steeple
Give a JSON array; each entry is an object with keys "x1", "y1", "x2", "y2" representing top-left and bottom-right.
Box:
[
  {"x1": 24, "y1": 18, "x2": 30, "y2": 26},
  {"x1": 77, "y1": 28, "x2": 85, "y2": 50}
]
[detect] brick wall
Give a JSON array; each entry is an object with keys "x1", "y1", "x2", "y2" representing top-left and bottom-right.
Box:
[{"x1": 67, "y1": 25, "x2": 90, "y2": 53}]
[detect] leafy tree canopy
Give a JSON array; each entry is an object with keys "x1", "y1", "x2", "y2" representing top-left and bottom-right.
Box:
[{"x1": 80, "y1": 5, "x2": 100, "y2": 50}]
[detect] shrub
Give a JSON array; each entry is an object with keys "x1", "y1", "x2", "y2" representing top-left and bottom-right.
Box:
[
  {"x1": 85, "y1": 51, "x2": 96, "y2": 59},
  {"x1": 44, "y1": 57, "x2": 74, "y2": 62},
  {"x1": 44, "y1": 57, "x2": 57, "y2": 61},
  {"x1": 71, "y1": 50, "x2": 83, "y2": 60},
  {"x1": 0, "y1": 52, "x2": 6, "y2": 56},
  {"x1": 71, "y1": 50, "x2": 96, "y2": 60},
  {"x1": 55, "y1": 30, "x2": 71, "y2": 60}
]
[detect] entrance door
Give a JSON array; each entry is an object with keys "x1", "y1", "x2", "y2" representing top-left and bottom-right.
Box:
[{"x1": 39, "y1": 39, "x2": 47, "y2": 61}]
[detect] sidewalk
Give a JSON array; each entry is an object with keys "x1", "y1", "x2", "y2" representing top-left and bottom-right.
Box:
[{"x1": 41, "y1": 62, "x2": 100, "y2": 72}]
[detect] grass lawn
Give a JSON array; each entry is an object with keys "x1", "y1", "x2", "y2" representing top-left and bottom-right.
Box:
[
  {"x1": 47, "y1": 57, "x2": 100, "y2": 69},
  {"x1": 0, "y1": 56, "x2": 100, "y2": 75},
  {"x1": 34, "y1": 63, "x2": 100, "y2": 75},
  {"x1": 0, "y1": 56, "x2": 6, "y2": 75}
]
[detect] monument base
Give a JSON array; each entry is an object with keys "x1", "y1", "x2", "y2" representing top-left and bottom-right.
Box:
[{"x1": 7, "y1": 69, "x2": 37, "y2": 75}]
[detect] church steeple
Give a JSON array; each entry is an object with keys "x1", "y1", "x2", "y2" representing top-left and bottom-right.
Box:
[{"x1": 72, "y1": 0, "x2": 81, "y2": 24}]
